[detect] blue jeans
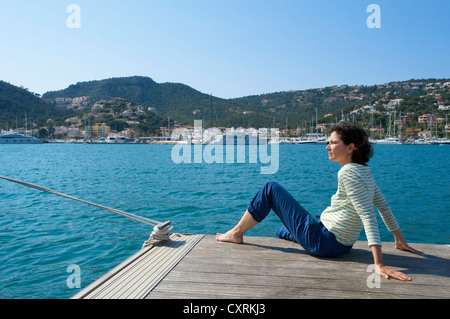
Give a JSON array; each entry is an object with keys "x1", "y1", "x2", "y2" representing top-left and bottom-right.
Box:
[{"x1": 247, "y1": 181, "x2": 352, "y2": 257}]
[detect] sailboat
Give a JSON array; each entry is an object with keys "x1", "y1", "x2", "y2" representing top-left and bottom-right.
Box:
[
  {"x1": 375, "y1": 112, "x2": 402, "y2": 144},
  {"x1": 438, "y1": 114, "x2": 450, "y2": 144}
]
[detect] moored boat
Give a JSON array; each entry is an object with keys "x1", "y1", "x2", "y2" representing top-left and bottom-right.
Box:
[{"x1": 0, "y1": 132, "x2": 44, "y2": 144}]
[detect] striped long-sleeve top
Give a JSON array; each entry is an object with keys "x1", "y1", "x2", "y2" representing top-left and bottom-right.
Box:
[{"x1": 320, "y1": 163, "x2": 399, "y2": 247}]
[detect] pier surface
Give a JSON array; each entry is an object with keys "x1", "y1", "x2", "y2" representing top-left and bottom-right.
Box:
[{"x1": 73, "y1": 234, "x2": 449, "y2": 299}]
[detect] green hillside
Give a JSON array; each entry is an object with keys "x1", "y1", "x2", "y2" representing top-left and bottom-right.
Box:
[
  {"x1": 0, "y1": 81, "x2": 63, "y2": 130},
  {"x1": 42, "y1": 76, "x2": 229, "y2": 127},
  {"x1": 1, "y1": 76, "x2": 449, "y2": 136},
  {"x1": 42, "y1": 76, "x2": 450, "y2": 130}
]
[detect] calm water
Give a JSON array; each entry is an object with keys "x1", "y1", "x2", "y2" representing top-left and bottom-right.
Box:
[{"x1": 0, "y1": 143, "x2": 449, "y2": 298}]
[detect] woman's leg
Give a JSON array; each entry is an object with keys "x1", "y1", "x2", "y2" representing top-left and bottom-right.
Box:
[
  {"x1": 274, "y1": 225, "x2": 297, "y2": 242},
  {"x1": 216, "y1": 210, "x2": 257, "y2": 243},
  {"x1": 217, "y1": 181, "x2": 320, "y2": 249}
]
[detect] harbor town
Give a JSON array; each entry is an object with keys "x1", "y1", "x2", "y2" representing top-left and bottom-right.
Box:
[
  {"x1": 1, "y1": 110, "x2": 449, "y2": 145},
  {"x1": 1, "y1": 79, "x2": 450, "y2": 145}
]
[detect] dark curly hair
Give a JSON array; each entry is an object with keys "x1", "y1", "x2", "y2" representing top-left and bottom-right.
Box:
[{"x1": 330, "y1": 121, "x2": 373, "y2": 165}]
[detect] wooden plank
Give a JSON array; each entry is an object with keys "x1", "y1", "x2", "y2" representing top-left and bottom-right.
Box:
[
  {"x1": 71, "y1": 233, "x2": 204, "y2": 299},
  {"x1": 146, "y1": 235, "x2": 450, "y2": 299}
]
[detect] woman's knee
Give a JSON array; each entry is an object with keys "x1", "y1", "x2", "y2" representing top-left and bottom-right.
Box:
[
  {"x1": 264, "y1": 181, "x2": 290, "y2": 199},
  {"x1": 264, "y1": 180, "x2": 282, "y2": 192}
]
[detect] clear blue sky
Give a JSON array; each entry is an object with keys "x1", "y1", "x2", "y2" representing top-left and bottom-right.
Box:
[{"x1": 0, "y1": 0, "x2": 449, "y2": 99}]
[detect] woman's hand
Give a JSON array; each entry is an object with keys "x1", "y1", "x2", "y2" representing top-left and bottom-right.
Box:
[
  {"x1": 370, "y1": 229, "x2": 423, "y2": 281},
  {"x1": 392, "y1": 229, "x2": 424, "y2": 254},
  {"x1": 375, "y1": 263, "x2": 412, "y2": 281},
  {"x1": 395, "y1": 239, "x2": 423, "y2": 254},
  {"x1": 371, "y1": 244, "x2": 413, "y2": 281}
]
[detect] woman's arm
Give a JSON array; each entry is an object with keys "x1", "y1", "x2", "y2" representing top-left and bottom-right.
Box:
[{"x1": 371, "y1": 229, "x2": 423, "y2": 281}]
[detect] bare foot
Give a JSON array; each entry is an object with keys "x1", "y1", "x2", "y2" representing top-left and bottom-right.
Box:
[{"x1": 216, "y1": 230, "x2": 243, "y2": 244}]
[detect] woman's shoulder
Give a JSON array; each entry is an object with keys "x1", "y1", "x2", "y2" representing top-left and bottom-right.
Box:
[{"x1": 338, "y1": 163, "x2": 371, "y2": 179}]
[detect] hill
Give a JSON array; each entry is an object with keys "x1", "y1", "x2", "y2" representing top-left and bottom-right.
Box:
[
  {"x1": 1, "y1": 76, "x2": 449, "y2": 137},
  {"x1": 42, "y1": 76, "x2": 450, "y2": 130},
  {"x1": 42, "y1": 75, "x2": 361, "y2": 128},
  {"x1": 232, "y1": 79, "x2": 450, "y2": 128},
  {"x1": 0, "y1": 81, "x2": 64, "y2": 130},
  {"x1": 42, "y1": 76, "x2": 230, "y2": 126}
]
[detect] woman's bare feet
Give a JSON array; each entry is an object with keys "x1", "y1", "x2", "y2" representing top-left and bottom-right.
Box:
[
  {"x1": 216, "y1": 230, "x2": 244, "y2": 244},
  {"x1": 216, "y1": 211, "x2": 257, "y2": 244}
]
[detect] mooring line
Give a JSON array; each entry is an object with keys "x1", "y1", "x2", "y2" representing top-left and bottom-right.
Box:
[{"x1": 0, "y1": 175, "x2": 163, "y2": 228}]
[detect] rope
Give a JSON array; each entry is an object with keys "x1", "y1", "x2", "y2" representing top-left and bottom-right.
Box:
[
  {"x1": 142, "y1": 221, "x2": 174, "y2": 248},
  {"x1": 0, "y1": 175, "x2": 173, "y2": 245}
]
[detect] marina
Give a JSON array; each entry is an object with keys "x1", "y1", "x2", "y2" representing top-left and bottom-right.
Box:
[
  {"x1": 72, "y1": 234, "x2": 450, "y2": 299},
  {"x1": 2, "y1": 128, "x2": 449, "y2": 145}
]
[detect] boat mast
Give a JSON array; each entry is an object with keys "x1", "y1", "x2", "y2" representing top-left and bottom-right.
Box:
[
  {"x1": 393, "y1": 111, "x2": 396, "y2": 137},
  {"x1": 316, "y1": 108, "x2": 318, "y2": 136},
  {"x1": 446, "y1": 114, "x2": 448, "y2": 140},
  {"x1": 379, "y1": 121, "x2": 382, "y2": 139},
  {"x1": 370, "y1": 113, "x2": 374, "y2": 140},
  {"x1": 388, "y1": 113, "x2": 391, "y2": 138}
]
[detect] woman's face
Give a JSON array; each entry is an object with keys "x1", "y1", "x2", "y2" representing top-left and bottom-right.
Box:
[{"x1": 326, "y1": 132, "x2": 355, "y2": 166}]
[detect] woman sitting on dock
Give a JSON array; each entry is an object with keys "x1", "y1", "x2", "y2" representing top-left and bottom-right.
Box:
[{"x1": 217, "y1": 121, "x2": 423, "y2": 281}]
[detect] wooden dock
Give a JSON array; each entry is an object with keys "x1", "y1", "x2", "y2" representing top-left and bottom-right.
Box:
[{"x1": 72, "y1": 233, "x2": 450, "y2": 299}]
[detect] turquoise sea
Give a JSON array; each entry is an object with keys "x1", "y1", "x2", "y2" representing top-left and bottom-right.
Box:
[{"x1": 0, "y1": 143, "x2": 449, "y2": 298}]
